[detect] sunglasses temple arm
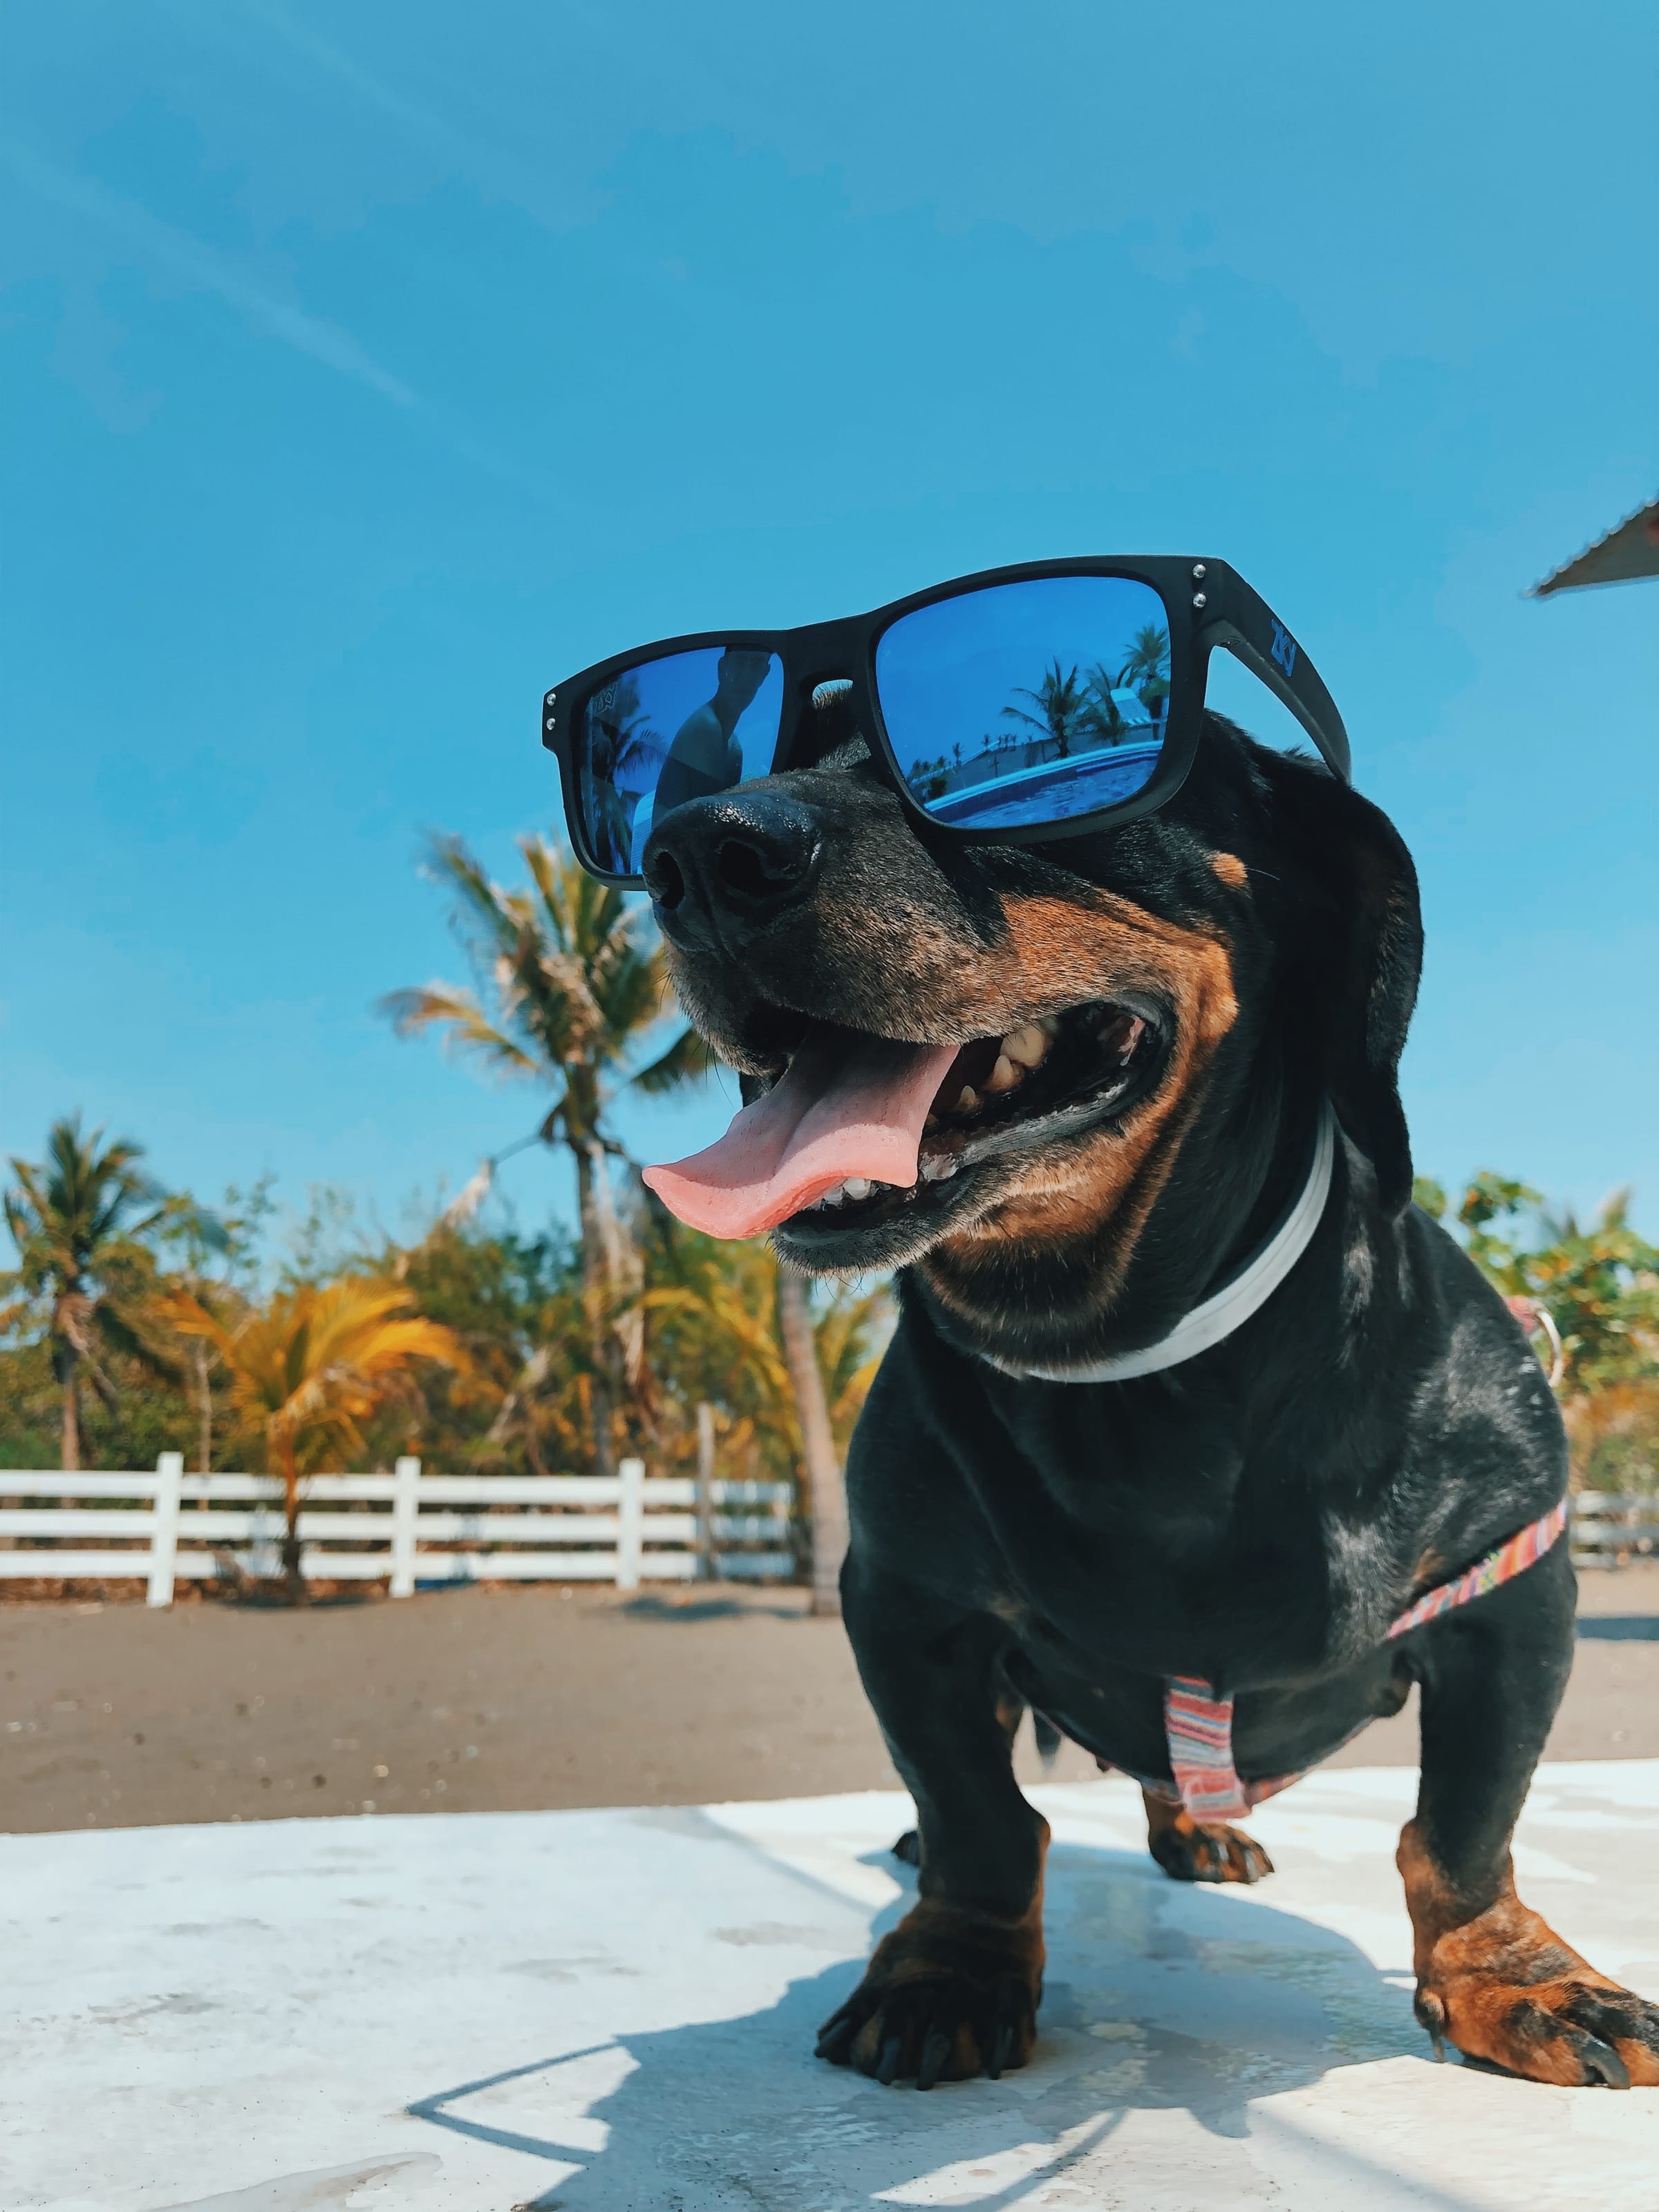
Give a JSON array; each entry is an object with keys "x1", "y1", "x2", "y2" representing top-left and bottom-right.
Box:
[{"x1": 1197, "y1": 590, "x2": 1351, "y2": 787}]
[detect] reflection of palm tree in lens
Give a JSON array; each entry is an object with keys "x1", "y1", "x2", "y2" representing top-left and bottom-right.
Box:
[
  {"x1": 907, "y1": 753, "x2": 950, "y2": 801},
  {"x1": 1080, "y1": 662, "x2": 1127, "y2": 746},
  {"x1": 1000, "y1": 658, "x2": 1090, "y2": 760},
  {"x1": 653, "y1": 650, "x2": 772, "y2": 825},
  {"x1": 1117, "y1": 622, "x2": 1170, "y2": 721}
]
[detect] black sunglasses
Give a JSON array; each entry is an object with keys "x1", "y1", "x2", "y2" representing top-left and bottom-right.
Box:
[{"x1": 542, "y1": 556, "x2": 1351, "y2": 886}]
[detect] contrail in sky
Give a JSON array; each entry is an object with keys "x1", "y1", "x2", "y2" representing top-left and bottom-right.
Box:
[
  {"x1": 1, "y1": 138, "x2": 419, "y2": 409},
  {"x1": 246, "y1": 2, "x2": 572, "y2": 232}
]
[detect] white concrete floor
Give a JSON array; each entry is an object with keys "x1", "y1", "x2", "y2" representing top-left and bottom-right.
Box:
[{"x1": 5, "y1": 1765, "x2": 1658, "y2": 2211}]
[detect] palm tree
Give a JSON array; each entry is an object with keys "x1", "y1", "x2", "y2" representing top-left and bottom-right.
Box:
[
  {"x1": 381, "y1": 833, "x2": 713, "y2": 1475},
  {"x1": 1, "y1": 1116, "x2": 176, "y2": 1470},
  {"x1": 1417, "y1": 1171, "x2": 1659, "y2": 1491},
  {"x1": 1080, "y1": 662, "x2": 1127, "y2": 745},
  {"x1": 1116, "y1": 621, "x2": 1170, "y2": 692},
  {"x1": 156, "y1": 1183, "x2": 272, "y2": 1473},
  {"x1": 776, "y1": 1268, "x2": 847, "y2": 1616},
  {"x1": 1116, "y1": 621, "x2": 1171, "y2": 721},
  {"x1": 1001, "y1": 659, "x2": 1090, "y2": 758},
  {"x1": 158, "y1": 1277, "x2": 465, "y2": 1600},
  {"x1": 639, "y1": 1217, "x2": 890, "y2": 1613}
]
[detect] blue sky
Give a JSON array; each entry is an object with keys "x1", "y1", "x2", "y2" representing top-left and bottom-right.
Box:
[{"x1": 3, "y1": 0, "x2": 1655, "y2": 1253}]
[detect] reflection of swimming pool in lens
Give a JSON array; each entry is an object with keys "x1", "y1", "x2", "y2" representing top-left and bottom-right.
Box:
[{"x1": 923, "y1": 739, "x2": 1163, "y2": 827}]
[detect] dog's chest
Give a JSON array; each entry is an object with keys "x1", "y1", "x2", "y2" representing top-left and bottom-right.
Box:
[{"x1": 956, "y1": 1386, "x2": 1341, "y2": 1683}]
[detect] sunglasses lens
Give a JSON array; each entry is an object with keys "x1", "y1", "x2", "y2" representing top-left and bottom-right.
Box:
[
  {"x1": 875, "y1": 578, "x2": 1171, "y2": 830},
  {"x1": 577, "y1": 647, "x2": 785, "y2": 874}
]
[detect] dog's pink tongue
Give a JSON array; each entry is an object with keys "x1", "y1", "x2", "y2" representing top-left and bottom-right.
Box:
[{"x1": 643, "y1": 1026, "x2": 959, "y2": 1239}]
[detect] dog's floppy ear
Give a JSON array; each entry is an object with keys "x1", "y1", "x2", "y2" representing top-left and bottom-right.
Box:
[{"x1": 1255, "y1": 748, "x2": 1423, "y2": 1217}]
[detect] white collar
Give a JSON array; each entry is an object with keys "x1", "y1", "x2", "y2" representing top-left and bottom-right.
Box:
[{"x1": 982, "y1": 1102, "x2": 1338, "y2": 1385}]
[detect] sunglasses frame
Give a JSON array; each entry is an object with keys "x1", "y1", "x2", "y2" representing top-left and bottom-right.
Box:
[{"x1": 541, "y1": 556, "x2": 1352, "y2": 887}]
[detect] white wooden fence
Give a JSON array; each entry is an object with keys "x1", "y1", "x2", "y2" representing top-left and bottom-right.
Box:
[
  {"x1": 0, "y1": 1457, "x2": 795, "y2": 1606},
  {"x1": 8, "y1": 1467, "x2": 1644, "y2": 1601},
  {"x1": 1572, "y1": 1492, "x2": 1659, "y2": 1566}
]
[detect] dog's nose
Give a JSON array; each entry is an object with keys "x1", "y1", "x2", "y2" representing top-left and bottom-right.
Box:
[{"x1": 642, "y1": 791, "x2": 823, "y2": 945}]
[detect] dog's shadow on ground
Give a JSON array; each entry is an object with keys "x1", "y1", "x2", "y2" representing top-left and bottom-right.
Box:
[
  {"x1": 618, "y1": 1592, "x2": 802, "y2": 1622},
  {"x1": 409, "y1": 1835, "x2": 1430, "y2": 2210}
]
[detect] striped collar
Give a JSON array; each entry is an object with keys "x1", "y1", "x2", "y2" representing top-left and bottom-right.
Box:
[{"x1": 984, "y1": 1103, "x2": 1338, "y2": 1385}]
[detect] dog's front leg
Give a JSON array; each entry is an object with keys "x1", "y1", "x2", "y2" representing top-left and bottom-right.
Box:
[
  {"x1": 1401, "y1": 1546, "x2": 1659, "y2": 2086},
  {"x1": 816, "y1": 1564, "x2": 1049, "y2": 2089}
]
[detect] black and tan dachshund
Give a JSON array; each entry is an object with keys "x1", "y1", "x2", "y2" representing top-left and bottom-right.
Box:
[{"x1": 639, "y1": 701, "x2": 1659, "y2": 2093}]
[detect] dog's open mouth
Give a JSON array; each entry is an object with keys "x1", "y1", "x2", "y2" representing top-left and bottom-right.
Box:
[{"x1": 642, "y1": 1000, "x2": 1164, "y2": 1244}]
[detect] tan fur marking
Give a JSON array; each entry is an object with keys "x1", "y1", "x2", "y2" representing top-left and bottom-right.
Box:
[
  {"x1": 1143, "y1": 1790, "x2": 1273, "y2": 1883},
  {"x1": 993, "y1": 1687, "x2": 1026, "y2": 1741},
  {"x1": 921, "y1": 893, "x2": 1239, "y2": 1312},
  {"x1": 1398, "y1": 1819, "x2": 1659, "y2": 2084},
  {"x1": 1145, "y1": 1797, "x2": 1202, "y2": 1844},
  {"x1": 1211, "y1": 851, "x2": 1249, "y2": 889}
]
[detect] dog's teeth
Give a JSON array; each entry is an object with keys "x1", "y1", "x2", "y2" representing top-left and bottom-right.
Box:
[
  {"x1": 955, "y1": 1085, "x2": 980, "y2": 1114},
  {"x1": 923, "y1": 1112, "x2": 940, "y2": 1133},
  {"x1": 1002, "y1": 1023, "x2": 1049, "y2": 1069},
  {"x1": 843, "y1": 1176, "x2": 872, "y2": 1201},
  {"x1": 919, "y1": 1153, "x2": 961, "y2": 1183},
  {"x1": 984, "y1": 1052, "x2": 1020, "y2": 1094},
  {"x1": 821, "y1": 1182, "x2": 847, "y2": 1206}
]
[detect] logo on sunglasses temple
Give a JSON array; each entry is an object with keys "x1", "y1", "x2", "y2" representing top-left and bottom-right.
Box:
[{"x1": 1270, "y1": 619, "x2": 1298, "y2": 678}]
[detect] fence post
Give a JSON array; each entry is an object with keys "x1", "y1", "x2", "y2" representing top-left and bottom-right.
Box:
[
  {"x1": 389, "y1": 1456, "x2": 421, "y2": 1598},
  {"x1": 695, "y1": 1403, "x2": 716, "y2": 1581},
  {"x1": 147, "y1": 1452, "x2": 183, "y2": 1608},
  {"x1": 617, "y1": 1457, "x2": 645, "y2": 1591}
]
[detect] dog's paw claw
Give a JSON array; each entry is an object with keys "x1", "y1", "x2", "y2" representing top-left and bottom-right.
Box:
[
  {"x1": 815, "y1": 1900, "x2": 1042, "y2": 2087},
  {"x1": 814, "y1": 2010, "x2": 859, "y2": 2063},
  {"x1": 915, "y1": 2024, "x2": 953, "y2": 2092},
  {"x1": 1417, "y1": 1973, "x2": 1659, "y2": 2088}
]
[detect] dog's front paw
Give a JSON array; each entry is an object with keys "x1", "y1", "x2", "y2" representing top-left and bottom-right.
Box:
[
  {"x1": 1145, "y1": 1797, "x2": 1273, "y2": 1884},
  {"x1": 1416, "y1": 1906, "x2": 1659, "y2": 2087},
  {"x1": 814, "y1": 1897, "x2": 1042, "y2": 2088}
]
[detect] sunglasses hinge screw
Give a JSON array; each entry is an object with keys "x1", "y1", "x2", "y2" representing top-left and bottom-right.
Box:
[
  {"x1": 1192, "y1": 592, "x2": 1207, "y2": 608},
  {"x1": 1192, "y1": 563, "x2": 1206, "y2": 579}
]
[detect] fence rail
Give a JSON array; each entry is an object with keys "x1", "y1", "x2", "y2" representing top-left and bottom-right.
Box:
[
  {"x1": 1572, "y1": 1492, "x2": 1659, "y2": 1565},
  {"x1": 0, "y1": 1456, "x2": 794, "y2": 1604},
  {"x1": 16, "y1": 1470, "x2": 1641, "y2": 1602}
]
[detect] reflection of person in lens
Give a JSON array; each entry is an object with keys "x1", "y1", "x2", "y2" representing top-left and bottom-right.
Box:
[{"x1": 652, "y1": 650, "x2": 771, "y2": 825}]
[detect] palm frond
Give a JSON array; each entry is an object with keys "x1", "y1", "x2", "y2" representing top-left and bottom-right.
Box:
[
  {"x1": 92, "y1": 1300, "x2": 182, "y2": 1384},
  {"x1": 630, "y1": 1025, "x2": 718, "y2": 1095},
  {"x1": 378, "y1": 984, "x2": 541, "y2": 1078}
]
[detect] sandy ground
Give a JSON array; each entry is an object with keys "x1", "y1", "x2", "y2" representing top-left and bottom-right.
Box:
[{"x1": 3, "y1": 1566, "x2": 1657, "y2": 1835}]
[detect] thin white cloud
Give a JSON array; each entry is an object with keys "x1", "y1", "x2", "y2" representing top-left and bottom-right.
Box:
[
  {"x1": 248, "y1": 2, "x2": 481, "y2": 169},
  {"x1": 2, "y1": 138, "x2": 418, "y2": 408},
  {"x1": 247, "y1": 2, "x2": 574, "y2": 231}
]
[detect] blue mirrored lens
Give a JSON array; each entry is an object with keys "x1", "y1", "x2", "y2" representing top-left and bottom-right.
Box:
[
  {"x1": 875, "y1": 578, "x2": 1171, "y2": 830},
  {"x1": 577, "y1": 647, "x2": 784, "y2": 874}
]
